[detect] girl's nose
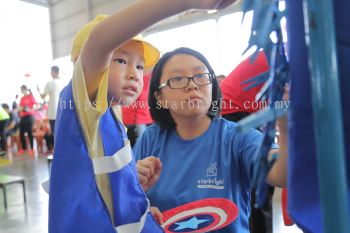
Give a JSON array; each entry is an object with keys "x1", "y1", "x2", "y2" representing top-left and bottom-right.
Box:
[{"x1": 185, "y1": 78, "x2": 199, "y2": 91}]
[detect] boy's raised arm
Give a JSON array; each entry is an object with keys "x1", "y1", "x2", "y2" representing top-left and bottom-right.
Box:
[{"x1": 80, "y1": 0, "x2": 236, "y2": 99}]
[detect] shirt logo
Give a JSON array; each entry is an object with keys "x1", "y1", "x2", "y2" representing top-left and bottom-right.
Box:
[
  {"x1": 197, "y1": 162, "x2": 224, "y2": 190},
  {"x1": 206, "y1": 162, "x2": 217, "y2": 177}
]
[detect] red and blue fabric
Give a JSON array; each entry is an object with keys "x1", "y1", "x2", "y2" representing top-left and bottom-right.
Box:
[{"x1": 162, "y1": 198, "x2": 238, "y2": 233}]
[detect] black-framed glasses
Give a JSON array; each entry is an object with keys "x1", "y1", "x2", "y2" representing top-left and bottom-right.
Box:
[{"x1": 158, "y1": 73, "x2": 214, "y2": 90}]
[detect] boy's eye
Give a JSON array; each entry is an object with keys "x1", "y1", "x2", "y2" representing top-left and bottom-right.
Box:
[
  {"x1": 113, "y1": 58, "x2": 126, "y2": 64},
  {"x1": 136, "y1": 65, "x2": 144, "y2": 71}
]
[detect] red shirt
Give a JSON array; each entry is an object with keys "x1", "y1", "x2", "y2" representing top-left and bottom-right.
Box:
[
  {"x1": 122, "y1": 74, "x2": 153, "y2": 125},
  {"x1": 19, "y1": 94, "x2": 37, "y2": 117},
  {"x1": 220, "y1": 51, "x2": 269, "y2": 115}
]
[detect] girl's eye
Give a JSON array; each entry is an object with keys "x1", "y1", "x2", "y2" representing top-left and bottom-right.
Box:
[
  {"x1": 196, "y1": 73, "x2": 206, "y2": 78},
  {"x1": 174, "y1": 77, "x2": 184, "y2": 82},
  {"x1": 136, "y1": 65, "x2": 144, "y2": 71},
  {"x1": 113, "y1": 58, "x2": 126, "y2": 64}
]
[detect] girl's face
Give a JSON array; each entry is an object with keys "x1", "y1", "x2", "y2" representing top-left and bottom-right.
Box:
[
  {"x1": 156, "y1": 54, "x2": 213, "y2": 119},
  {"x1": 108, "y1": 40, "x2": 144, "y2": 106},
  {"x1": 21, "y1": 87, "x2": 27, "y2": 95}
]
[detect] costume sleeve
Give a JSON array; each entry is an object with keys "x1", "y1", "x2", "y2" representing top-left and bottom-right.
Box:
[
  {"x1": 71, "y1": 57, "x2": 115, "y2": 220},
  {"x1": 71, "y1": 57, "x2": 109, "y2": 149}
]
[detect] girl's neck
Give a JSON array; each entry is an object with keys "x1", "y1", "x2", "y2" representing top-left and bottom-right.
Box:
[{"x1": 174, "y1": 115, "x2": 211, "y2": 140}]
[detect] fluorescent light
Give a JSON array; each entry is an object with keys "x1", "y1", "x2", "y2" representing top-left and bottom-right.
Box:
[{"x1": 207, "y1": 10, "x2": 218, "y2": 14}]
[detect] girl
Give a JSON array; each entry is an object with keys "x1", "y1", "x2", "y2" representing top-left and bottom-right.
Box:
[
  {"x1": 134, "y1": 48, "x2": 288, "y2": 233},
  {"x1": 18, "y1": 85, "x2": 37, "y2": 155}
]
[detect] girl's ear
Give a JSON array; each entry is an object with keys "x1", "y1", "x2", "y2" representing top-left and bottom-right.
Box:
[
  {"x1": 154, "y1": 91, "x2": 168, "y2": 109},
  {"x1": 154, "y1": 91, "x2": 162, "y2": 102}
]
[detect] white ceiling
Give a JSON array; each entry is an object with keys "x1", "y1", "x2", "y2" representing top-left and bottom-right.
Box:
[
  {"x1": 20, "y1": 0, "x2": 49, "y2": 7},
  {"x1": 19, "y1": 0, "x2": 243, "y2": 59}
]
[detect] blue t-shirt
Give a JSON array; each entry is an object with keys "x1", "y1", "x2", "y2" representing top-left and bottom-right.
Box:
[{"x1": 134, "y1": 118, "x2": 269, "y2": 233}]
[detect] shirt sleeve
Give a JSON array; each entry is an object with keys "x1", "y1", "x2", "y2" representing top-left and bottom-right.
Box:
[
  {"x1": 236, "y1": 129, "x2": 279, "y2": 187},
  {"x1": 30, "y1": 95, "x2": 37, "y2": 106},
  {"x1": 133, "y1": 133, "x2": 145, "y2": 161},
  {"x1": 133, "y1": 127, "x2": 152, "y2": 161},
  {"x1": 236, "y1": 129, "x2": 263, "y2": 186},
  {"x1": 44, "y1": 82, "x2": 51, "y2": 95},
  {"x1": 19, "y1": 97, "x2": 24, "y2": 108}
]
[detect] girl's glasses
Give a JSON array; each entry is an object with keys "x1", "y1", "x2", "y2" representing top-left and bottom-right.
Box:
[{"x1": 158, "y1": 73, "x2": 214, "y2": 90}]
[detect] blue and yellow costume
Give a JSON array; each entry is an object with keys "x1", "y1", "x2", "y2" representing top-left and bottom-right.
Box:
[{"x1": 48, "y1": 15, "x2": 163, "y2": 233}]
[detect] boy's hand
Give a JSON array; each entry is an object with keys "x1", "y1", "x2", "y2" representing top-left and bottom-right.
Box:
[
  {"x1": 187, "y1": 0, "x2": 237, "y2": 10},
  {"x1": 150, "y1": 207, "x2": 163, "y2": 225},
  {"x1": 137, "y1": 156, "x2": 162, "y2": 191}
]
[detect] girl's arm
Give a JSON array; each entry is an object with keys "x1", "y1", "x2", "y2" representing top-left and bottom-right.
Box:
[
  {"x1": 267, "y1": 116, "x2": 288, "y2": 187},
  {"x1": 267, "y1": 87, "x2": 289, "y2": 187}
]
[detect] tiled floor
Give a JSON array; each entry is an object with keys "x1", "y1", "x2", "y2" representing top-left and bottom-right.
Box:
[
  {"x1": 0, "y1": 153, "x2": 303, "y2": 233},
  {"x1": 0, "y1": 152, "x2": 49, "y2": 233}
]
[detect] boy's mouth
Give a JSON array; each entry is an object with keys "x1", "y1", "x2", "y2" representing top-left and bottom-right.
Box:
[{"x1": 123, "y1": 85, "x2": 138, "y2": 96}]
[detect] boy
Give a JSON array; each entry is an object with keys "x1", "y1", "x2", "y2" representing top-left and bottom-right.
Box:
[{"x1": 49, "y1": 1, "x2": 236, "y2": 233}]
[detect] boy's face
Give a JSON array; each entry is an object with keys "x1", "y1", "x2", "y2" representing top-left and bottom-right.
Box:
[
  {"x1": 108, "y1": 40, "x2": 145, "y2": 106},
  {"x1": 51, "y1": 71, "x2": 59, "y2": 79}
]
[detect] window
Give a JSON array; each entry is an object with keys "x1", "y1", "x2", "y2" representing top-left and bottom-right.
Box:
[{"x1": 145, "y1": 11, "x2": 254, "y2": 76}]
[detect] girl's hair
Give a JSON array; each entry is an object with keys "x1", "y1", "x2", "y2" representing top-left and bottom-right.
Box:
[
  {"x1": 20, "y1": 85, "x2": 28, "y2": 91},
  {"x1": 20, "y1": 85, "x2": 32, "y2": 95},
  {"x1": 148, "y1": 47, "x2": 221, "y2": 129}
]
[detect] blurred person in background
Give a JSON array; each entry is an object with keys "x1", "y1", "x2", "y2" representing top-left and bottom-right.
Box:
[
  {"x1": 216, "y1": 74, "x2": 226, "y2": 85},
  {"x1": 2, "y1": 103, "x2": 20, "y2": 152},
  {"x1": 18, "y1": 85, "x2": 37, "y2": 155},
  {"x1": 0, "y1": 105, "x2": 10, "y2": 157},
  {"x1": 37, "y1": 66, "x2": 63, "y2": 149}
]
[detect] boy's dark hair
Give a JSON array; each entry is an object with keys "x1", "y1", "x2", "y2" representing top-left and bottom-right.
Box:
[
  {"x1": 51, "y1": 66, "x2": 59, "y2": 73},
  {"x1": 2, "y1": 103, "x2": 9, "y2": 110},
  {"x1": 148, "y1": 47, "x2": 222, "y2": 129}
]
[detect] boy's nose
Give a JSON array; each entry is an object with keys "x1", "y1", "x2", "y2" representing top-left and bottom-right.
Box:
[{"x1": 127, "y1": 68, "x2": 139, "y2": 81}]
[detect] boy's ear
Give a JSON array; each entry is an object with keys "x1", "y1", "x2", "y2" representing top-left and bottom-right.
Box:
[{"x1": 154, "y1": 91, "x2": 168, "y2": 109}]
